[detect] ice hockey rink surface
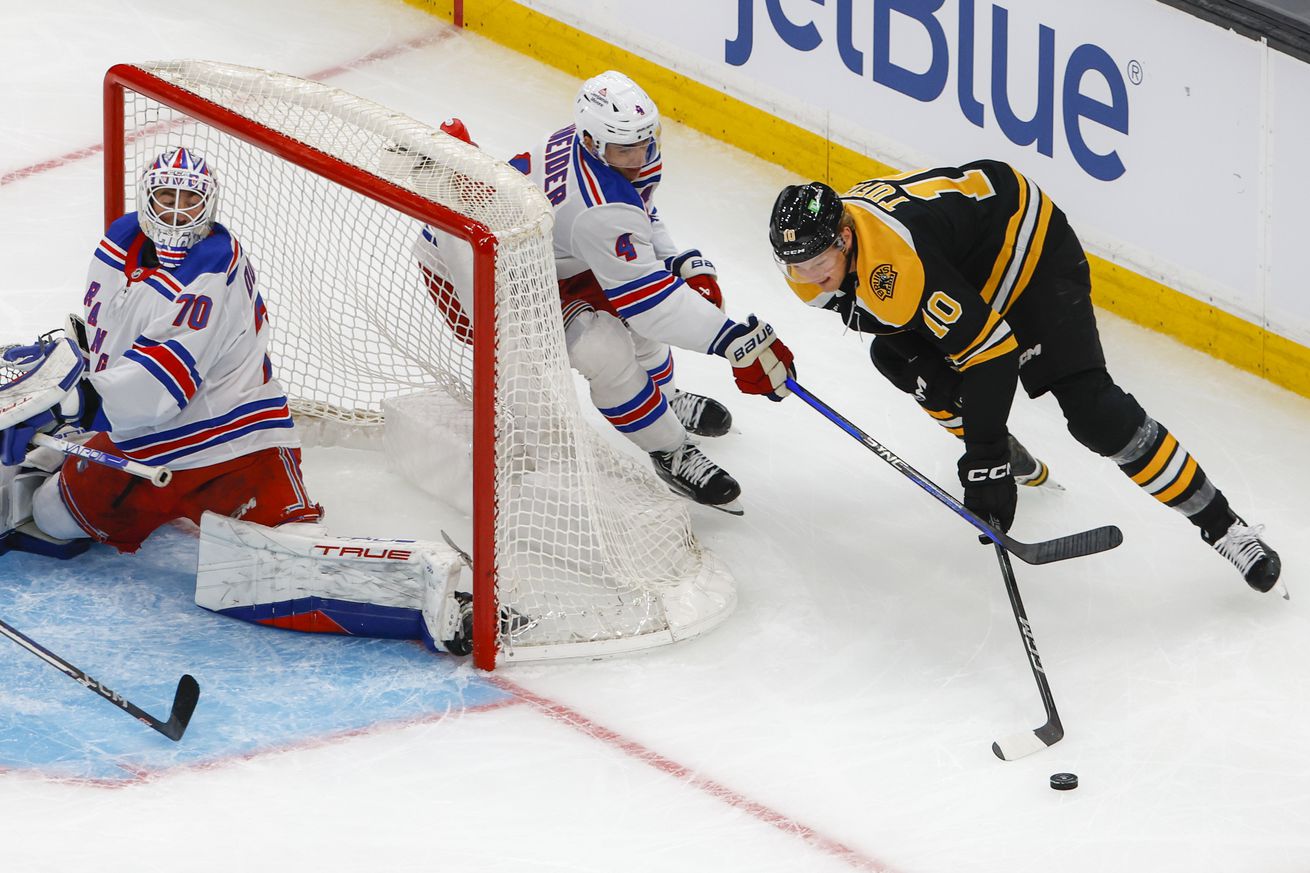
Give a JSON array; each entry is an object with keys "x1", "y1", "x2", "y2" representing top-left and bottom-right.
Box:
[{"x1": 1, "y1": 2, "x2": 1307, "y2": 871}]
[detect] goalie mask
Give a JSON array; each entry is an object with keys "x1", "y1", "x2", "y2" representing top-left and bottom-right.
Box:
[
  {"x1": 138, "y1": 147, "x2": 219, "y2": 262},
  {"x1": 573, "y1": 71, "x2": 661, "y2": 170}
]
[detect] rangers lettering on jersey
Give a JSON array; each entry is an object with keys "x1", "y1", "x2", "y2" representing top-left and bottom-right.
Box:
[{"x1": 82, "y1": 213, "x2": 299, "y2": 470}]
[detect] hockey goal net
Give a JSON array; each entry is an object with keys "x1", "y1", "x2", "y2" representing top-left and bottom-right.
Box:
[{"x1": 103, "y1": 60, "x2": 735, "y2": 668}]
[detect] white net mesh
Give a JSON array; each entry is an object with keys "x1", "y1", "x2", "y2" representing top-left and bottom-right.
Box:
[{"x1": 111, "y1": 61, "x2": 735, "y2": 663}]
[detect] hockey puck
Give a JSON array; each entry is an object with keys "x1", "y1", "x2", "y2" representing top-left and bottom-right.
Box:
[{"x1": 1049, "y1": 772, "x2": 1078, "y2": 791}]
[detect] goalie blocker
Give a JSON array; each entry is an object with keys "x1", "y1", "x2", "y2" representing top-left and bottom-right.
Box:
[{"x1": 195, "y1": 513, "x2": 475, "y2": 655}]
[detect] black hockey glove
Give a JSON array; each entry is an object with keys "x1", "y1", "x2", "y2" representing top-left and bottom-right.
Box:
[
  {"x1": 869, "y1": 333, "x2": 962, "y2": 411},
  {"x1": 958, "y1": 441, "x2": 1017, "y2": 533}
]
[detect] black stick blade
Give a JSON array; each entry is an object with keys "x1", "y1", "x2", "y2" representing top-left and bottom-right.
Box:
[
  {"x1": 154, "y1": 674, "x2": 200, "y2": 742},
  {"x1": 1005, "y1": 525, "x2": 1123, "y2": 565}
]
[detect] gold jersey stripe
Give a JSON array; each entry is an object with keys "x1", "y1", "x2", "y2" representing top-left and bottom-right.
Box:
[
  {"x1": 957, "y1": 334, "x2": 1018, "y2": 371},
  {"x1": 1002, "y1": 188, "x2": 1054, "y2": 314},
  {"x1": 979, "y1": 167, "x2": 1029, "y2": 306}
]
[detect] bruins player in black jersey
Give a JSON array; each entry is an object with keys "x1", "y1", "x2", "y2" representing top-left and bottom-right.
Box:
[{"x1": 768, "y1": 161, "x2": 1281, "y2": 593}]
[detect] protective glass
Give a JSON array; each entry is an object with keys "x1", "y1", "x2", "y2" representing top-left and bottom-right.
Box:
[
  {"x1": 774, "y1": 237, "x2": 846, "y2": 284},
  {"x1": 603, "y1": 134, "x2": 660, "y2": 169}
]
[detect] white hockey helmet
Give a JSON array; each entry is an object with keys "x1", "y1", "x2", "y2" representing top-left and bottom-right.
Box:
[
  {"x1": 573, "y1": 71, "x2": 661, "y2": 169},
  {"x1": 137, "y1": 147, "x2": 219, "y2": 252}
]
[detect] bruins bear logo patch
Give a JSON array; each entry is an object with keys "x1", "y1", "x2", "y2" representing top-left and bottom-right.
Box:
[{"x1": 870, "y1": 263, "x2": 898, "y2": 300}]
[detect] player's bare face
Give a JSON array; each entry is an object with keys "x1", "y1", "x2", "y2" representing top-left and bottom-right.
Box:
[
  {"x1": 150, "y1": 188, "x2": 205, "y2": 226},
  {"x1": 780, "y1": 227, "x2": 853, "y2": 291}
]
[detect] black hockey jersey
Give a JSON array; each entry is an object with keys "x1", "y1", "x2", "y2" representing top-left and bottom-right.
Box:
[
  {"x1": 786, "y1": 160, "x2": 1072, "y2": 375},
  {"x1": 783, "y1": 160, "x2": 1080, "y2": 451}
]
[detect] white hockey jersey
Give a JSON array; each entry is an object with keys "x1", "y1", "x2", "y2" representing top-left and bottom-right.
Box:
[
  {"x1": 507, "y1": 125, "x2": 738, "y2": 355},
  {"x1": 81, "y1": 214, "x2": 299, "y2": 470}
]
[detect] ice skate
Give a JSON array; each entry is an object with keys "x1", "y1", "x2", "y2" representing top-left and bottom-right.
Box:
[
  {"x1": 1203, "y1": 515, "x2": 1285, "y2": 597},
  {"x1": 651, "y1": 441, "x2": 743, "y2": 514},
  {"x1": 669, "y1": 390, "x2": 732, "y2": 437},
  {"x1": 1009, "y1": 435, "x2": 1062, "y2": 491}
]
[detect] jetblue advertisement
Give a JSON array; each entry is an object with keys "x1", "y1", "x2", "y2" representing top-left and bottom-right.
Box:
[{"x1": 523, "y1": 0, "x2": 1310, "y2": 344}]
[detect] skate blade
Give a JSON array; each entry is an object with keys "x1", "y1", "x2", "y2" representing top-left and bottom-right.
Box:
[
  {"x1": 703, "y1": 497, "x2": 744, "y2": 516},
  {"x1": 1016, "y1": 461, "x2": 1064, "y2": 491}
]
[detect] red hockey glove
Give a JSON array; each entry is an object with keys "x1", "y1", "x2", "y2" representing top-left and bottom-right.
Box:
[
  {"x1": 685, "y1": 274, "x2": 723, "y2": 309},
  {"x1": 718, "y1": 315, "x2": 795, "y2": 401},
  {"x1": 668, "y1": 249, "x2": 724, "y2": 309}
]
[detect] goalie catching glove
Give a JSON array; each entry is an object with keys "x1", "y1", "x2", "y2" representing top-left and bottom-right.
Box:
[
  {"x1": 668, "y1": 249, "x2": 723, "y2": 310},
  {"x1": 0, "y1": 338, "x2": 96, "y2": 467},
  {"x1": 717, "y1": 315, "x2": 795, "y2": 401}
]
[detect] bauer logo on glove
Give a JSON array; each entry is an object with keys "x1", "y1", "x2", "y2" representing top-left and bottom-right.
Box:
[{"x1": 717, "y1": 315, "x2": 796, "y2": 401}]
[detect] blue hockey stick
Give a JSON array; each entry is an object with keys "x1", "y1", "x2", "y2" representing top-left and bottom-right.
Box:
[{"x1": 785, "y1": 377, "x2": 1121, "y2": 565}]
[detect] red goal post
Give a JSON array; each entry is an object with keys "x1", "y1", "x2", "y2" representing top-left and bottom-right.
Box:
[{"x1": 102, "y1": 60, "x2": 735, "y2": 668}]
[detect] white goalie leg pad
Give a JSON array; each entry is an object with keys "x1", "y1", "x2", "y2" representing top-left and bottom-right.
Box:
[
  {"x1": 0, "y1": 465, "x2": 36, "y2": 535},
  {"x1": 0, "y1": 467, "x2": 91, "y2": 559},
  {"x1": 195, "y1": 512, "x2": 470, "y2": 652}
]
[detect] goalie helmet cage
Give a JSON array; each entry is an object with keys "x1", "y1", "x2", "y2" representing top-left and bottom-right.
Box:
[{"x1": 102, "y1": 61, "x2": 736, "y2": 669}]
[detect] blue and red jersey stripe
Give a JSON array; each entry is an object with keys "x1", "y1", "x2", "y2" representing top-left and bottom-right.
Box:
[
  {"x1": 606, "y1": 271, "x2": 683, "y2": 319},
  {"x1": 115, "y1": 396, "x2": 294, "y2": 465},
  {"x1": 123, "y1": 337, "x2": 202, "y2": 409},
  {"x1": 598, "y1": 378, "x2": 669, "y2": 434}
]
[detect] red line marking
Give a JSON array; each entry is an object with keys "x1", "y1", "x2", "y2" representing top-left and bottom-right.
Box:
[
  {"x1": 489, "y1": 675, "x2": 896, "y2": 872},
  {"x1": 4, "y1": 693, "x2": 522, "y2": 789},
  {"x1": 0, "y1": 26, "x2": 455, "y2": 191}
]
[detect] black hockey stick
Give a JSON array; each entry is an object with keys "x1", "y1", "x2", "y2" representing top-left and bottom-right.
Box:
[
  {"x1": 987, "y1": 532, "x2": 1064, "y2": 760},
  {"x1": 786, "y1": 378, "x2": 1123, "y2": 564},
  {"x1": 0, "y1": 616, "x2": 199, "y2": 741}
]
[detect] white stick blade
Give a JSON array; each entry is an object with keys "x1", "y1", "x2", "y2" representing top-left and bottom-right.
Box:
[{"x1": 991, "y1": 730, "x2": 1051, "y2": 761}]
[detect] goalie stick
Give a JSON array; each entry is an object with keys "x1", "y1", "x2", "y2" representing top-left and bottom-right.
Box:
[
  {"x1": 785, "y1": 378, "x2": 1123, "y2": 565},
  {"x1": 0, "y1": 616, "x2": 199, "y2": 741},
  {"x1": 987, "y1": 532, "x2": 1064, "y2": 760},
  {"x1": 32, "y1": 433, "x2": 172, "y2": 487}
]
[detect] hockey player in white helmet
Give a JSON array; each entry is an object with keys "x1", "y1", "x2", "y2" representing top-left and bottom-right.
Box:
[
  {"x1": 0, "y1": 147, "x2": 323, "y2": 557},
  {"x1": 420, "y1": 72, "x2": 795, "y2": 513}
]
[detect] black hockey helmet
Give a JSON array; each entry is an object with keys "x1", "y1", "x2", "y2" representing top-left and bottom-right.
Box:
[{"x1": 769, "y1": 182, "x2": 844, "y2": 264}]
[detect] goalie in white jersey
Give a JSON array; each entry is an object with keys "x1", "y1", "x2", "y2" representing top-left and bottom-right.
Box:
[
  {"x1": 0, "y1": 147, "x2": 322, "y2": 555},
  {"x1": 415, "y1": 73, "x2": 796, "y2": 513}
]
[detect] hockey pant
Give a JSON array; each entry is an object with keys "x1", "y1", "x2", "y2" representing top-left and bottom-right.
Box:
[
  {"x1": 36, "y1": 432, "x2": 323, "y2": 552},
  {"x1": 1009, "y1": 247, "x2": 1233, "y2": 538},
  {"x1": 564, "y1": 307, "x2": 685, "y2": 454}
]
